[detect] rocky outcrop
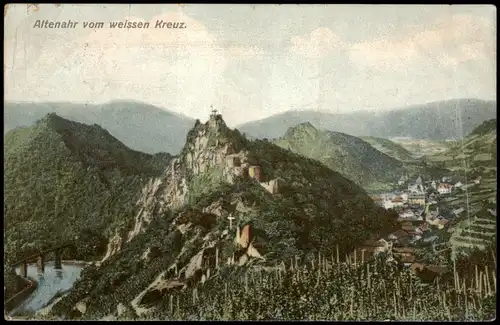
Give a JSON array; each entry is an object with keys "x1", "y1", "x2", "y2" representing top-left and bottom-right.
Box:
[
  {"x1": 132, "y1": 271, "x2": 184, "y2": 314},
  {"x1": 101, "y1": 231, "x2": 125, "y2": 262},
  {"x1": 247, "y1": 243, "x2": 263, "y2": 259},
  {"x1": 260, "y1": 177, "x2": 286, "y2": 194},
  {"x1": 183, "y1": 250, "x2": 205, "y2": 280},
  {"x1": 125, "y1": 114, "x2": 252, "y2": 243},
  {"x1": 75, "y1": 298, "x2": 89, "y2": 314},
  {"x1": 141, "y1": 246, "x2": 162, "y2": 262},
  {"x1": 173, "y1": 209, "x2": 218, "y2": 229},
  {"x1": 182, "y1": 114, "x2": 247, "y2": 178}
]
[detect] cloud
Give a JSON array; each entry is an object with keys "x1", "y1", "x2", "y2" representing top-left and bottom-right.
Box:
[
  {"x1": 5, "y1": 11, "x2": 266, "y2": 123},
  {"x1": 290, "y1": 27, "x2": 343, "y2": 59},
  {"x1": 349, "y1": 14, "x2": 496, "y2": 70},
  {"x1": 225, "y1": 44, "x2": 266, "y2": 60}
]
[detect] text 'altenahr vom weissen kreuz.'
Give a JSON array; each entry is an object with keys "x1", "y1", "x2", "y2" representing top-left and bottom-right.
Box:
[{"x1": 33, "y1": 20, "x2": 187, "y2": 29}]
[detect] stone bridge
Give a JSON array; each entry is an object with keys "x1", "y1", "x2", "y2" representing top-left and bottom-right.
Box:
[{"x1": 12, "y1": 243, "x2": 75, "y2": 278}]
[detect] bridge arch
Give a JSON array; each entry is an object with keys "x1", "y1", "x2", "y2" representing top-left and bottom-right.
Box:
[{"x1": 13, "y1": 243, "x2": 76, "y2": 278}]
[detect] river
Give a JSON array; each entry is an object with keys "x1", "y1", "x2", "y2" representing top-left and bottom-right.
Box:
[{"x1": 9, "y1": 261, "x2": 85, "y2": 316}]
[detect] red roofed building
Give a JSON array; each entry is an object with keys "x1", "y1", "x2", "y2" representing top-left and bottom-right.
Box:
[
  {"x1": 392, "y1": 196, "x2": 404, "y2": 203},
  {"x1": 388, "y1": 229, "x2": 409, "y2": 242},
  {"x1": 437, "y1": 183, "x2": 453, "y2": 194}
]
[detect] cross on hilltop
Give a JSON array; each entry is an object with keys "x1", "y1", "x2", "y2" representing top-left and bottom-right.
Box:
[
  {"x1": 227, "y1": 215, "x2": 236, "y2": 230},
  {"x1": 210, "y1": 105, "x2": 218, "y2": 117}
]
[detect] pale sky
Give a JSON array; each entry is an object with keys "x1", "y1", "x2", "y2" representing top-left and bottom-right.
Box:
[{"x1": 4, "y1": 4, "x2": 497, "y2": 126}]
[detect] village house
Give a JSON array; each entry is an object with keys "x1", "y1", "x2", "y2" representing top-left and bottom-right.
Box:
[
  {"x1": 385, "y1": 193, "x2": 397, "y2": 200},
  {"x1": 430, "y1": 180, "x2": 438, "y2": 189},
  {"x1": 437, "y1": 183, "x2": 453, "y2": 195},
  {"x1": 452, "y1": 207, "x2": 465, "y2": 216},
  {"x1": 401, "y1": 221, "x2": 414, "y2": 231},
  {"x1": 427, "y1": 215, "x2": 449, "y2": 229},
  {"x1": 442, "y1": 176, "x2": 452, "y2": 183},
  {"x1": 414, "y1": 208, "x2": 425, "y2": 220},
  {"x1": 426, "y1": 265, "x2": 449, "y2": 276},
  {"x1": 408, "y1": 192, "x2": 426, "y2": 206},
  {"x1": 436, "y1": 219, "x2": 449, "y2": 230},
  {"x1": 393, "y1": 246, "x2": 415, "y2": 258},
  {"x1": 384, "y1": 196, "x2": 405, "y2": 210},
  {"x1": 473, "y1": 176, "x2": 482, "y2": 184},
  {"x1": 388, "y1": 229, "x2": 410, "y2": 246},
  {"x1": 408, "y1": 183, "x2": 425, "y2": 193},
  {"x1": 360, "y1": 238, "x2": 391, "y2": 255},
  {"x1": 454, "y1": 181, "x2": 463, "y2": 188},
  {"x1": 248, "y1": 165, "x2": 263, "y2": 182},
  {"x1": 397, "y1": 175, "x2": 409, "y2": 186},
  {"x1": 396, "y1": 236, "x2": 411, "y2": 247},
  {"x1": 399, "y1": 209, "x2": 415, "y2": 220},
  {"x1": 411, "y1": 263, "x2": 449, "y2": 280},
  {"x1": 401, "y1": 223, "x2": 424, "y2": 242},
  {"x1": 416, "y1": 223, "x2": 430, "y2": 233},
  {"x1": 422, "y1": 235, "x2": 439, "y2": 244},
  {"x1": 371, "y1": 196, "x2": 384, "y2": 207},
  {"x1": 412, "y1": 227, "x2": 424, "y2": 239},
  {"x1": 397, "y1": 254, "x2": 416, "y2": 266},
  {"x1": 426, "y1": 209, "x2": 441, "y2": 221}
]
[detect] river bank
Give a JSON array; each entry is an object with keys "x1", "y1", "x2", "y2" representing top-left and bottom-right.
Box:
[
  {"x1": 61, "y1": 260, "x2": 91, "y2": 267},
  {"x1": 4, "y1": 276, "x2": 38, "y2": 313},
  {"x1": 9, "y1": 262, "x2": 85, "y2": 317}
]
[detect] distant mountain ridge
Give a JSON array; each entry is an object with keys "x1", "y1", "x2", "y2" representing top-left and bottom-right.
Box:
[
  {"x1": 4, "y1": 100, "x2": 196, "y2": 155},
  {"x1": 238, "y1": 99, "x2": 496, "y2": 140},
  {"x1": 5, "y1": 99, "x2": 495, "y2": 157}
]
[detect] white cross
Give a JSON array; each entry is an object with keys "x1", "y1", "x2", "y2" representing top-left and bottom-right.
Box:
[{"x1": 227, "y1": 215, "x2": 235, "y2": 229}]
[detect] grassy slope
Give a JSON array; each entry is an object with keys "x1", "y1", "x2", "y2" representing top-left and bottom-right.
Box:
[
  {"x1": 425, "y1": 119, "x2": 497, "y2": 170},
  {"x1": 449, "y1": 202, "x2": 496, "y2": 253},
  {"x1": 272, "y1": 123, "x2": 449, "y2": 192},
  {"x1": 360, "y1": 136, "x2": 415, "y2": 161},
  {"x1": 390, "y1": 138, "x2": 451, "y2": 158}
]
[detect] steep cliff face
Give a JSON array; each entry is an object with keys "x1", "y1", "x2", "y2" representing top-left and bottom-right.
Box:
[
  {"x1": 119, "y1": 113, "x2": 399, "y2": 260},
  {"x1": 124, "y1": 114, "x2": 250, "y2": 246}
]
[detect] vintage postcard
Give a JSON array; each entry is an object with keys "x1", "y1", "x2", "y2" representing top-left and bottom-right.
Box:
[{"x1": 3, "y1": 3, "x2": 496, "y2": 321}]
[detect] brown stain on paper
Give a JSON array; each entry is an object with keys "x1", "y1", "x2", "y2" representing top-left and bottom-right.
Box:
[
  {"x1": 4, "y1": 4, "x2": 8, "y2": 17},
  {"x1": 27, "y1": 4, "x2": 40, "y2": 14}
]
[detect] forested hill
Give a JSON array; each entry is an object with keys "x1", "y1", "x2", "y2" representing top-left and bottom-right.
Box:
[
  {"x1": 4, "y1": 113, "x2": 172, "y2": 264},
  {"x1": 4, "y1": 100, "x2": 195, "y2": 154},
  {"x1": 273, "y1": 122, "x2": 406, "y2": 190}
]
